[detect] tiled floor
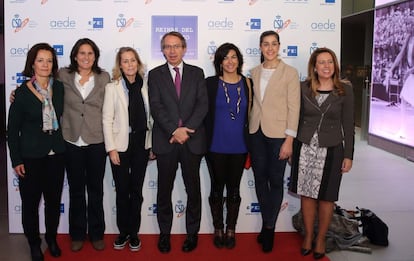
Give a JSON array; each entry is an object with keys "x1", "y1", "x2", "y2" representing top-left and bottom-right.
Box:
[{"x1": 1, "y1": 130, "x2": 414, "y2": 261}]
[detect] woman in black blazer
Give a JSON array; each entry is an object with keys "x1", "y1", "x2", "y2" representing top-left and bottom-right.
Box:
[
  {"x1": 289, "y1": 47, "x2": 355, "y2": 259},
  {"x1": 8, "y1": 43, "x2": 65, "y2": 261}
]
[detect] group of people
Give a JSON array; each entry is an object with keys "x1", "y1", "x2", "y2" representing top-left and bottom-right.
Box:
[{"x1": 7, "y1": 30, "x2": 355, "y2": 261}]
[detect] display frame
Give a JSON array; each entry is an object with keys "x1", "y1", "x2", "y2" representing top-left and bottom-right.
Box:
[{"x1": 370, "y1": 0, "x2": 414, "y2": 148}]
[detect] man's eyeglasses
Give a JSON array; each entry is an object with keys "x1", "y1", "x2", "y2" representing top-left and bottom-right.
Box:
[{"x1": 163, "y1": 44, "x2": 183, "y2": 50}]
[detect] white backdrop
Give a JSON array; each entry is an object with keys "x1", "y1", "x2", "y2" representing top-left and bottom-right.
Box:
[{"x1": 4, "y1": 0, "x2": 341, "y2": 234}]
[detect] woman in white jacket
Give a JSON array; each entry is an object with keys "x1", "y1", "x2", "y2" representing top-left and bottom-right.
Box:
[{"x1": 102, "y1": 47, "x2": 153, "y2": 252}]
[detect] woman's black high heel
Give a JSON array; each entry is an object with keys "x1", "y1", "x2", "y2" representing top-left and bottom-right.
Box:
[
  {"x1": 300, "y1": 248, "x2": 311, "y2": 256},
  {"x1": 313, "y1": 251, "x2": 325, "y2": 259}
]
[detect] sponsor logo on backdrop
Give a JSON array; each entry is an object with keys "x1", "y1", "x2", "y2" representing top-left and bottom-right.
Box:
[
  {"x1": 115, "y1": 45, "x2": 142, "y2": 56},
  {"x1": 14, "y1": 205, "x2": 22, "y2": 214},
  {"x1": 147, "y1": 179, "x2": 157, "y2": 189},
  {"x1": 63, "y1": 176, "x2": 69, "y2": 190},
  {"x1": 247, "y1": 179, "x2": 255, "y2": 189},
  {"x1": 299, "y1": 72, "x2": 307, "y2": 81},
  {"x1": 321, "y1": 0, "x2": 335, "y2": 5},
  {"x1": 310, "y1": 19, "x2": 336, "y2": 32},
  {"x1": 151, "y1": 16, "x2": 198, "y2": 59},
  {"x1": 245, "y1": 46, "x2": 261, "y2": 58},
  {"x1": 245, "y1": 18, "x2": 261, "y2": 31},
  {"x1": 11, "y1": 14, "x2": 30, "y2": 32},
  {"x1": 246, "y1": 202, "x2": 260, "y2": 215},
  {"x1": 147, "y1": 203, "x2": 157, "y2": 217},
  {"x1": 284, "y1": 176, "x2": 291, "y2": 190},
  {"x1": 12, "y1": 73, "x2": 27, "y2": 85},
  {"x1": 282, "y1": 45, "x2": 298, "y2": 58},
  {"x1": 116, "y1": 14, "x2": 134, "y2": 32},
  {"x1": 88, "y1": 17, "x2": 104, "y2": 30},
  {"x1": 208, "y1": 17, "x2": 234, "y2": 31},
  {"x1": 218, "y1": 0, "x2": 234, "y2": 3},
  {"x1": 12, "y1": 177, "x2": 19, "y2": 191},
  {"x1": 9, "y1": 0, "x2": 48, "y2": 5},
  {"x1": 207, "y1": 41, "x2": 218, "y2": 60},
  {"x1": 273, "y1": 15, "x2": 292, "y2": 33},
  {"x1": 9, "y1": 44, "x2": 30, "y2": 57},
  {"x1": 53, "y1": 45, "x2": 64, "y2": 56},
  {"x1": 310, "y1": 42, "x2": 319, "y2": 54},
  {"x1": 175, "y1": 200, "x2": 186, "y2": 218},
  {"x1": 248, "y1": 0, "x2": 258, "y2": 5},
  {"x1": 112, "y1": 206, "x2": 117, "y2": 215},
  {"x1": 60, "y1": 203, "x2": 64, "y2": 214},
  {"x1": 148, "y1": 203, "x2": 157, "y2": 216},
  {"x1": 49, "y1": 17, "x2": 76, "y2": 30},
  {"x1": 284, "y1": 0, "x2": 308, "y2": 3}
]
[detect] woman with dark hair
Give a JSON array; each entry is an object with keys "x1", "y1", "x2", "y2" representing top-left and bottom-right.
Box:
[
  {"x1": 103, "y1": 47, "x2": 153, "y2": 252},
  {"x1": 58, "y1": 38, "x2": 110, "y2": 252},
  {"x1": 249, "y1": 30, "x2": 300, "y2": 253},
  {"x1": 8, "y1": 43, "x2": 65, "y2": 261},
  {"x1": 204, "y1": 43, "x2": 252, "y2": 249},
  {"x1": 289, "y1": 47, "x2": 355, "y2": 259}
]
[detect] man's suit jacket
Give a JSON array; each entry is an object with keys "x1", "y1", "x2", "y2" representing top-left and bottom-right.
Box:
[
  {"x1": 58, "y1": 68, "x2": 111, "y2": 144},
  {"x1": 148, "y1": 62, "x2": 208, "y2": 155},
  {"x1": 249, "y1": 60, "x2": 300, "y2": 138},
  {"x1": 102, "y1": 77, "x2": 153, "y2": 153}
]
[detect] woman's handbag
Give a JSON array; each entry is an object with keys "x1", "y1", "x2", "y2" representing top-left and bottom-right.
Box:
[
  {"x1": 244, "y1": 153, "x2": 251, "y2": 169},
  {"x1": 355, "y1": 207, "x2": 389, "y2": 246}
]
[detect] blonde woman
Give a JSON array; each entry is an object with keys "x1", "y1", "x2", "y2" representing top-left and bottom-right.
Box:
[{"x1": 103, "y1": 47, "x2": 153, "y2": 252}]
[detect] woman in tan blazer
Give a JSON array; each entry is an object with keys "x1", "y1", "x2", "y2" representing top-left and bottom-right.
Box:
[
  {"x1": 249, "y1": 30, "x2": 300, "y2": 253},
  {"x1": 102, "y1": 47, "x2": 153, "y2": 252}
]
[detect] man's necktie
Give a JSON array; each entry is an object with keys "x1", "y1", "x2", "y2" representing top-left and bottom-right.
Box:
[
  {"x1": 173, "y1": 67, "x2": 181, "y2": 98},
  {"x1": 173, "y1": 67, "x2": 182, "y2": 126}
]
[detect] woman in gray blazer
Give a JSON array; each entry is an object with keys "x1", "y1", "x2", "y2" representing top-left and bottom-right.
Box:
[
  {"x1": 58, "y1": 38, "x2": 110, "y2": 252},
  {"x1": 289, "y1": 47, "x2": 355, "y2": 259}
]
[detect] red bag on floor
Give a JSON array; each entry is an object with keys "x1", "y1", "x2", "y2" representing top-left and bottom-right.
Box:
[{"x1": 244, "y1": 154, "x2": 251, "y2": 169}]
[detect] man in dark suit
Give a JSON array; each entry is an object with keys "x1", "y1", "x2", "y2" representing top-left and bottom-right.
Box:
[{"x1": 148, "y1": 31, "x2": 208, "y2": 253}]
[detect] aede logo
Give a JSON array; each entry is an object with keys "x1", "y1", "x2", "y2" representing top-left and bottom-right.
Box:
[
  {"x1": 10, "y1": 44, "x2": 30, "y2": 56},
  {"x1": 50, "y1": 17, "x2": 76, "y2": 29},
  {"x1": 207, "y1": 17, "x2": 234, "y2": 30},
  {"x1": 311, "y1": 19, "x2": 336, "y2": 31}
]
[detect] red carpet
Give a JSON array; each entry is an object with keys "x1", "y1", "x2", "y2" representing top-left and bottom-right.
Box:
[{"x1": 44, "y1": 233, "x2": 330, "y2": 261}]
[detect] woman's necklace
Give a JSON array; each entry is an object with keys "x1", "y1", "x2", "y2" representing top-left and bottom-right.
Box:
[{"x1": 222, "y1": 80, "x2": 241, "y2": 120}]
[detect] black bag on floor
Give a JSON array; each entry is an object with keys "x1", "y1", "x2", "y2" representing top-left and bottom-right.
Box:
[{"x1": 356, "y1": 207, "x2": 389, "y2": 246}]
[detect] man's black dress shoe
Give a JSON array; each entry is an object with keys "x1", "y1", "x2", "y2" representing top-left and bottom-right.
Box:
[
  {"x1": 157, "y1": 234, "x2": 171, "y2": 253},
  {"x1": 300, "y1": 248, "x2": 311, "y2": 256},
  {"x1": 46, "y1": 239, "x2": 62, "y2": 257},
  {"x1": 182, "y1": 234, "x2": 198, "y2": 252}
]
